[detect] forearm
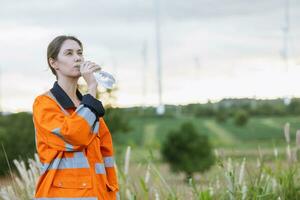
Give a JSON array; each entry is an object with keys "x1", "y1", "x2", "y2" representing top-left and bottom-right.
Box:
[{"x1": 88, "y1": 85, "x2": 97, "y2": 98}]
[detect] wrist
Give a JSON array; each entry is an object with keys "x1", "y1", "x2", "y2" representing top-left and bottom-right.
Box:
[
  {"x1": 81, "y1": 94, "x2": 105, "y2": 117},
  {"x1": 88, "y1": 84, "x2": 97, "y2": 98},
  {"x1": 87, "y1": 83, "x2": 98, "y2": 90}
]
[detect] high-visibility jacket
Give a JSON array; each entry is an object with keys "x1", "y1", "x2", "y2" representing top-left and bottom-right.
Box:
[{"x1": 32, "y1": 81, "x2": 119, "y2": 200}]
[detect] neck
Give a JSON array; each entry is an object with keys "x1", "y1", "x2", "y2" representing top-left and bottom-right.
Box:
[{"x1": 57, "y1": 77, "x2": 79, "y2": 100}]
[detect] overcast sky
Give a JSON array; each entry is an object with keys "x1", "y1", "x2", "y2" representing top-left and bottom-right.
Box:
[{"x1": 0, "y1": 0, "x2": 300, "y2": 112}]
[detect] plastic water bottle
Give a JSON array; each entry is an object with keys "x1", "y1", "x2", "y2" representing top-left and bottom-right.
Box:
[{"x1": 93, "y1": 70, "x2": 116, "y2": 89}]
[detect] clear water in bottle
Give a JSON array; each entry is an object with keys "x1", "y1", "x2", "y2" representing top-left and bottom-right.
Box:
[{"x1": 93, "y1": 71, "x2": 116, "y2": 89}]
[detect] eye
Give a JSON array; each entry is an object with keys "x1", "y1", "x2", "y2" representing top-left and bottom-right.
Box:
[
  {"x1": 66, "y1": 52, "x2": 72, "y2": 55},
  {"x1": 78, "y1": 52, "x2": 83, "y2": 55}
]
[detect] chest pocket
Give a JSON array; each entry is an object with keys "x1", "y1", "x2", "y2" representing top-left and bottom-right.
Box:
[{"x1": 53, "y1": 176, "x2": 92, "y2": 189}]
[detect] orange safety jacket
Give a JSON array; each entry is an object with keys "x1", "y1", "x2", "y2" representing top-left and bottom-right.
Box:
[{"x1": 32, "y1": 81, "x2": 119, "y2": 200}]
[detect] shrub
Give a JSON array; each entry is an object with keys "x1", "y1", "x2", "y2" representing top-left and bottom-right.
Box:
[
  {"x1": 234, "y1": 109, "x2": 249, "y2": 126},
  {"x1": 161, "y1": 122, "x2": 215, "y2": 180},
  {"x1": 287, "y1": 98, "x2": 300, "y2": 115}
]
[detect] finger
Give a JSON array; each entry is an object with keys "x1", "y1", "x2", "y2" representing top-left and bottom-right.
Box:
[
  {"x1": 89, "y1": 65, "x2": 100, "y2": 70},
  {"x1": 89, "y1": 65, "x2": 102, "y2": 72},
  {"x1": 88, "y1": 62, "x2": 98, "y2": 69},
  {"x1": 80, "y1": 61, "x2": 89, "y2": 69},
  {"x1": 94, "y1": 64, "x2": 102, "y2": 71},
  {"x1": 84, "y1": 62, "x2": 94, "y2": 72},
  {"x1": 88, "y1": 63, "x2": 101, "y2": 69},
  {"x1": 85, "y1": 61, "x2": 92, "y2": 68}
]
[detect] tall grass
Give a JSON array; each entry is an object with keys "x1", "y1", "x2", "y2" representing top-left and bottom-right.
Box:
[
  {"x1": 1, "y1": 122, "x2": 300, "y2": 199},
  {"x1": 0, "y1": 153, "x2": 41, "y2": 200}
]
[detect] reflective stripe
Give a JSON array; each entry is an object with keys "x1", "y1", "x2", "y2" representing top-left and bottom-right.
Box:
[
  {"x1": 104, "y1": 156, "x2": 115, "y2": 167},
  {"x1": 40, "y1": 152, "x2": 89, "y2": 173},
  {"x1": 76, "y1": 105, "x2": 96, "y2": 127},
  {"x1": 74, "y1": 152, "x2": 85, "y2": 158},
  {"x1": 46, "y1": 91, "x2": 70, "y2": 116},
  {"x1": 40, "y1": 163, "x2": 50, "y2": 174},
  {"x1": 95, "y1": 163, "x2": 106, "y2": 174},
  {"x1": 65, "y1": 143, "x2": 74, "y2": 151},
  {"x1": 53, "y1": 154, "x2": 89, "y2": 169},
  {"x1": 51, "y1": 128, "x2": 75, "y2": 152},
  {"x1": 52, "y1": 127, "x2": 62, "y2": 137},
  {"x1": 92, "y1": 121, "x2": 99, "y2": 134},
  {"x1": 35, "y1": 198, "x2": 97, "y2": 200},
  {"x1": 34, "y1": 126, "x2": 38, "y2": 150}
]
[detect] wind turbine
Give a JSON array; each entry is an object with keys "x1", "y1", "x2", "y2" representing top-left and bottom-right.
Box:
[
  {"x1": 281, "y1": 0, "x2": 292, "y2": 105},
  {"x1": 154, "y1": 0, "x2": 165, "y2": 115},
  {"x1": 281, "y1": 0, "x2": 290, "y2": 71}
]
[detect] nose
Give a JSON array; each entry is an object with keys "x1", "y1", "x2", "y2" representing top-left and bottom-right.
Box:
[{"x1": 74, "y1": 54, "x2": 82, "y2": 63}]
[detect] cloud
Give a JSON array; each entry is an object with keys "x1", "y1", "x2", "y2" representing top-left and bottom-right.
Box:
[
  {"x1": 1, "y1": 0, "x2": 297, "y2": 25},
  {"x1": 0, "y1": 0, "x2": 300, "y2": 111}
]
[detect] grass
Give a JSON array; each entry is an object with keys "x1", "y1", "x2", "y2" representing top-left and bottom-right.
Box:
[
  {"x1": 116, "y1": 115, "x2": 300, "y2": 149},
  {"x1": 2, "y1": 142, "x2": 300, "y2": 199},
  {"x1": 2, "y1": 115, "x2": 300, "y2": 199},
  {"x1": 202, "y1": 120, "x2": 239, "y2": 145}
]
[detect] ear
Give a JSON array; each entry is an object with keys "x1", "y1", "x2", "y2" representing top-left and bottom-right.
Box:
[{"x1": 49, "y1": 58, "x2": 59, "y2": 71}]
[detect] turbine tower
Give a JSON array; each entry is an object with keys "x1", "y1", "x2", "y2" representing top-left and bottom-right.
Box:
[
  {"x1": 281, "y1": 0, "x2": 290, "y2": 71},
  {"x1": 281, "y1": 0, "x2": 291, "y2": 105},
  {"x1": 154, "y1": 0, "x2": 165, "y2": 115}
]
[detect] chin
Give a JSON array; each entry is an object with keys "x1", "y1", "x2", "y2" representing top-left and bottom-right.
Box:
[
  {"x1": 74, "y1": 74, "x2": 81, "y2": 78},
  {"x1": 69, "y1": 72, "x2": 81, "y2": 78}
]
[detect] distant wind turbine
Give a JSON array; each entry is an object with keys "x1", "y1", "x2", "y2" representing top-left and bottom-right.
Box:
[{"x1": 154, "y1": 0, "x2": 165, "y2": 115}]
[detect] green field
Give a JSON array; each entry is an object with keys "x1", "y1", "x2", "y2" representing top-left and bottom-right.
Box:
[
  {"x1": 114, "y1": 115, "x2": 300, "y2": 150},
  {"x1": 111, "y1": 115, "x2": 300, "y2": 169}
]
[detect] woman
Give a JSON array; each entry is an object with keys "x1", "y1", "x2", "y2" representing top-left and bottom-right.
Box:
[{"x1": 32, "y1": 35, "x2": 119, "y2": 200}]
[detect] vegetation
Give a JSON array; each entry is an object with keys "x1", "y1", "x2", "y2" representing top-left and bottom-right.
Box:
[
  {"x1": 0, "y1": 112, "x2": 35, "y2": 175},
  {"x1": 2, "y1": 133, "x2": 300, "y2": 200},
  {"x1": 161, "y1": 122, "x2": 215, "y2": 180},
  {"x1": 234, "y1": 109, "x2": 249, "y2": 126},
  {"x1": 2, "y1": 97, "x2": 300, "y2": 199}
]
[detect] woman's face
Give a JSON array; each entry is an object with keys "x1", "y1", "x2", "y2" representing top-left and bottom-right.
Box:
[{"x1": 53, "y1": 39, "x2": 84, "y2": 78}]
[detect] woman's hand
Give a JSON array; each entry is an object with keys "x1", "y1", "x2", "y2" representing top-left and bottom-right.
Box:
[{"x1": 80, "y1": 61, "x2": 102, "y2": 88}]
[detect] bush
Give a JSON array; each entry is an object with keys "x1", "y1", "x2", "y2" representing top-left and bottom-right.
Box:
[
  {"x1": 161, "y1": 122, "x2": 215, "y2": 180},
  {"x1": 234, "y1": 109, "x2": 249, "y2": 126},
  {"x1": 287, "y1": 98, "x2": 300, "y2": 115},
  {"x1": 0, "y1": 112, "x2": 35, "y2": 175}
]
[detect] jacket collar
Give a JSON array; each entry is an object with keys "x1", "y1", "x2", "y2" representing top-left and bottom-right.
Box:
[{"x1": 50, "y1": 81, "x2": 83, "y2": 109}]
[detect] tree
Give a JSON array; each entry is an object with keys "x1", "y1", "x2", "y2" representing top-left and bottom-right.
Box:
[
  {"x1": 234, "y1": 109, "x2": 249, "y2": 126},
  {"x1": 287, "y1": 98, "x2": 300, "y2": 115},
  {"x1": 161, "y1": 122, "x2": 215, "y2": 181}
]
